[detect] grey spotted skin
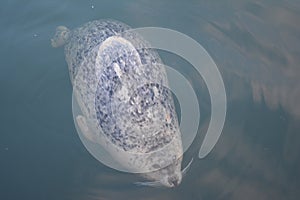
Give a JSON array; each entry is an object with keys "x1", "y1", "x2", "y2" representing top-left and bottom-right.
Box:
[
  {"x1": 52, "y1": 19, "x2": 184, "y2": 187},
  {"x1": 94, "y1": 38, "x2": 178, "y2": 154},
  {"x1": 65, "y1": 20, "x2": 131, "y2": 82}
]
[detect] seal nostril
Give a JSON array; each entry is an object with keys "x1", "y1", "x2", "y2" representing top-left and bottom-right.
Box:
[
  {"x1": 168, "y1": 176, "x2": 179, "y2": 187},
  {"x1": 172, "y1": 180, "x2": 179, "y2": 187}
]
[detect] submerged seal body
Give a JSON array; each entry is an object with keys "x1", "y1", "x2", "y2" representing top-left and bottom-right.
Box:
[{"x1": 52, "y1": 19, "x2": 185, "y2": 187}]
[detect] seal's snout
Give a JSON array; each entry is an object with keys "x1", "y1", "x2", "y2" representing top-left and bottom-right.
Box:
[{"x1": 168, "y1": 176, "x2": 180, "y2": 187}]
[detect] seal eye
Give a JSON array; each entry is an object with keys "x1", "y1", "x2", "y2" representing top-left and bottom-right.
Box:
[
  {"x1": 172, "y1": 155, "x2": 176, "y2": 161},
  {"x1": 152, "y1": 164, "x2": 161, "y2": 169}
]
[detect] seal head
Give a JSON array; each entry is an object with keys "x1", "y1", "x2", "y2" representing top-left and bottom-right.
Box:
[{"x1": 151, "y1": 157, "x2": 183, "y2": 187}]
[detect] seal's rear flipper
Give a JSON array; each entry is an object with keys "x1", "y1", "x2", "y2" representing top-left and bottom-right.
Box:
[{"x1": 51, "y1": 26, "x2": 70, "y2": 48}]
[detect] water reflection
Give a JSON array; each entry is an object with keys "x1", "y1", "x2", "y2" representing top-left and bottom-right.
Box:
[{"x1": 74, "y1": 1, "x2": 300, "y2": 199}]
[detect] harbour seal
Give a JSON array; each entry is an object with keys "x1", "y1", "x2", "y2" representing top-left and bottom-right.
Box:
[{"x1": 51, "y1": 19, "x2": 190, "y2": 187}]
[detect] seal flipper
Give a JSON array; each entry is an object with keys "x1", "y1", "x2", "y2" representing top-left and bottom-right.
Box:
[
  {"x1": 76, "y1": 115, "x2": 96, "y2": 142},
  {"x1": 51, "y1": 26, "x2": 70, "y2": 48}
]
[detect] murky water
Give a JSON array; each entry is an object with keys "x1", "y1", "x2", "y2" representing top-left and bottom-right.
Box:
[{"x1": 1, "y1": 0, "x2": 300, "y2": 199}]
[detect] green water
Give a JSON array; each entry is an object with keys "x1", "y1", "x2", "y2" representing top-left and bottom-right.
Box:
[{"x1": 1, "y1": 0, "x2": 300, "y2": 199}]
